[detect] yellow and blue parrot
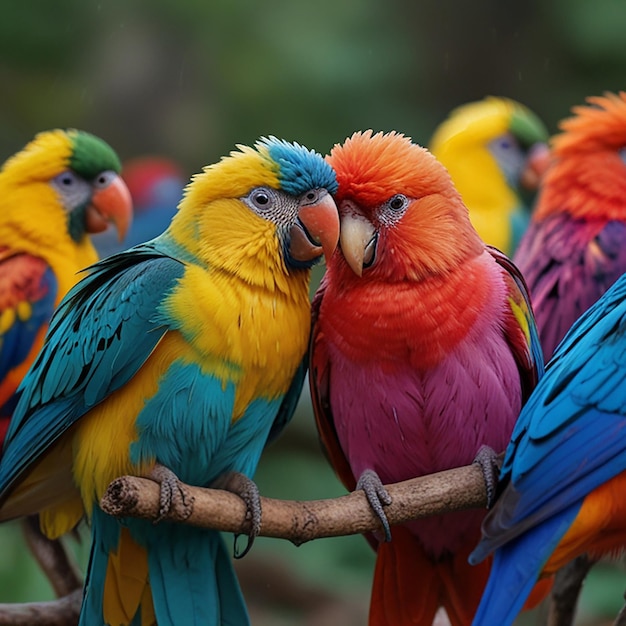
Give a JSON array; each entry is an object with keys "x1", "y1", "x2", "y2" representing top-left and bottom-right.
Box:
[
  {"x1": 0, "y1": 129, "x2": 132, "y2": 443},
  {"x1": 0, "y1": 137, "x2": 340, "y2": 626},
  {"x1": 430, "y1": 96, "x2": 550, "y2": 256}
]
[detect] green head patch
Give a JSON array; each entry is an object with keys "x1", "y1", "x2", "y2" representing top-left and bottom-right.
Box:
[
  {"x1": 510, "y1": 106, "x2": 549, "y2": 149},
  {"x1": 68, "y1": 130, "x2": 122, "y2": 178}
]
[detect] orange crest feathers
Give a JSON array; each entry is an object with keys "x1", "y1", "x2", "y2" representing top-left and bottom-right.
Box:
[
  {"x1": 552, "y1": 91, "x2": 626, "y2": 155},
  {"x1": 326, "y1": 130, "x2": 455, "y2": 205}
]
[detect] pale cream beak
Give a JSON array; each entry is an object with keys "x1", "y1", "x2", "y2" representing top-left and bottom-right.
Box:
[{"x1": 339, "y1": 205, "x2": 377, "y2": 276}]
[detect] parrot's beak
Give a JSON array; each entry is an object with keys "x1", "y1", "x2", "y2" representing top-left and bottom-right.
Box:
[
  {"x1": 289, "y1": 190, "x2": 340, "y2": 263},
  {"x1": 339, "y1": 207, "x2": 377, "y2": 277},
  {"x1": 86, "y1": 174, "x2": 133, "y2": 241},
  {"x1": 520, "y1": 142, "x2": 551, "y2": 191}
]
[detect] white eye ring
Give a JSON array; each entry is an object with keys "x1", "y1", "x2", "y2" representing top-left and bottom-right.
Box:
[
  {"x1": 387, "y1": 194, "x2": 409, "y2": 212},
  {"x1": 246, "y1": 187, "x2": 276, "y2": 212},
  {"x1": 93, "y1": 170, "x2": 116, "y2": 190},
  {"x1": 55, "y1": 171, "x2": 78, "y2": 187}
]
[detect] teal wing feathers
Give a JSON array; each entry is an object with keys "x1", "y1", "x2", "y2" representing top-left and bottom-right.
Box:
[
  {"x1": 265, "y1": 356, "x2": 307, "y2": 446},
  {"x1": 0, "y1": 242, "x2": 185, "y2": 502}
]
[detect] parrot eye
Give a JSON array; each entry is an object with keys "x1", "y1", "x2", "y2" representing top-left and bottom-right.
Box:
[
  {"x1": 387, "y1": 194, "x2": 409, "y2": 212},
  {"x1": 93, "y1": 170, "x2": 115, "y2": 190},
  {"x1": 245, "y1": 187, "x2": 277, "y2": 213},
  {"x1": 302, "y1": 188, "x2": 324, "y2": 205},
  {"x1": 619, "y1": 147, "x2": 626, "y2": 165},
  {"x1": 54, "y1": 171, "x2": 79, "y2": 187},
  {"x1": 254, "y1": 191, "x2": 270, "y2": 206}
]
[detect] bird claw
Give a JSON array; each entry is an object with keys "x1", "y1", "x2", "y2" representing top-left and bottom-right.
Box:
[
  {"x1": 212, "y1": 471, "x2": 261, "y2": 559},
  {"x1": 147, "y1": 463, "x2": 195, "y2": 523},
  {"x1": 356, "y1": 469, "x2": 393, "y2": 542},
  {"x1": 472, "y1": 445, "x2": 503, "y2": 508}
]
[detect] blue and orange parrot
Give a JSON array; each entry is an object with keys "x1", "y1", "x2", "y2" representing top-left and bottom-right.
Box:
[
  {"x1": 309, "y1": 130, "x2": 545, "y2": 626},
  {"x1": 0, "y1": 137, "x2": 339, "y2": 625},
  {"x1": 470, "y1": 269, "x2": 626, "y2": 625},
  {"x1": 430, "y1": 96, "x2": 550, "y2": 256},
  {"x1": 0, "y1": 129, "x2": 132, "y2": 443},
  {"x1": 514, "y1": 91, "x2": 626, "y2": 361}
]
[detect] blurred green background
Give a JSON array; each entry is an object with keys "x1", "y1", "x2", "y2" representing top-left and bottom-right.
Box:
[{"x1": 2, "y1": 0, "x2": 626, "y2": 624}]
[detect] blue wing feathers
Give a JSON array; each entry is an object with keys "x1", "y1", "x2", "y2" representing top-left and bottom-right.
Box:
[
  {"x1": 471, "y1": 273, "x2": 626, "y2": 623},
  {"x1": 471, "y1": 506, "x2": 580, "y2": 625}
]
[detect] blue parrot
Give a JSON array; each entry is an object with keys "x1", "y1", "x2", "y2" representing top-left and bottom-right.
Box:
[{"x1": 470, "y1": 271, "x2": 626, "y2": 625}]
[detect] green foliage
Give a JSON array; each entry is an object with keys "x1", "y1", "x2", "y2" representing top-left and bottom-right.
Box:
[
  {"x1": 0, "y1": 1, "x2": 93, "y2": 70},
  {"x1": 0, "y1": 523, "x2": 54, "y2": 603},
  {"x1": 550, "y1": 0, "x2": 626, "y2": 61}
]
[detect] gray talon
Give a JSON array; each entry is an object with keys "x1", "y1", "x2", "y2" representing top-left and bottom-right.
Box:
[
  {"x1": 148, "y1": 463, "x2": 195, "y2": 523},
  {"x1": 357, "y1": 469, "x2": 392, "y2": 542},
  {"x1": 212, "y1": 471, "x2": 261, "y2": 558},
  {"x1": 472, "y1": 445, "x2": 502, "y2": 508}
]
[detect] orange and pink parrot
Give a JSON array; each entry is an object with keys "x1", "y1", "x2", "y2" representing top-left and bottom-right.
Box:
[
  {"x1": 514, "y1": 91, "x2": 626, "y2": 361},
  {"x1": 309, "y1": 130, "x2": 545, "y2": 626}
]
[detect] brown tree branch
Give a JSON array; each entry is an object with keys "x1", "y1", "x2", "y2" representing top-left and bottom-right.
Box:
[
  {"x1": 0, "y1": 589, "x2": 82, "y2": 626},
  {"x1": 20, "y1": 517, "x2": 82, "y2": 598},
  {"x1": 100, "y1": 463, "x2": 488, "y2": 543},
  {"x1": 0, "y1": 464, "x2": 488, "y2": 626}
]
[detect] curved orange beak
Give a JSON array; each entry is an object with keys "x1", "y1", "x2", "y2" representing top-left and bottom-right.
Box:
[
  {"x1": 339, "y1": 206, "x2": 377, "y2": 277},
  {"x1": 520, "y1": 142, "x2": 552, "y2": 191},
  {"x1": 289, "y1": 190, "x2": 339, "y2": 264},
  {"x1": 86, "y1": 174, "x2": 133, "y2": 241}
]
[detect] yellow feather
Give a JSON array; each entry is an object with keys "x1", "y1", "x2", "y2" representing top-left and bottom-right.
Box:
[
  {"x1": 165, "y1": 262, "x2": 311, "y2": 418},
  {"x1": 1, "y1": 129, "x2": 73, "y2": 182},
  {"x1": 16, "y1": 301, "x2": 31, "y2": 321},
  {"x1": 103, "y1": 527, "x2": 151, "y2": 626},
  {"x1": 508, "y1": 296, "x2": 531, "y2": 345},
  {"x1": 0, "y1": 308, "x2": 15, "y2": 334},
  {"x1": 71, "y1": 335, "x2": 180, "y2": 512},
  {"x1": 430, "y1": 97, "x2": 520, "y2": 252},
  {"x1": 39, "y1": 497, "x2": 84, "y2": 539},
  {"x1": 179, "y1": 144, "x2": 279, "y2": 209}
]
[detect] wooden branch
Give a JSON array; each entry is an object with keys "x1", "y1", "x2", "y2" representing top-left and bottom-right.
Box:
[
  {"x1": 0, "y1": 589, "x2": 82, "y2": 626},
  {"x1": 20, "y1": 517, "x2": 82, "y2": 598},
  {"x1": 547, "y1": 554, "x2": 596, "y2": 626},
  {"x1": 100, "y1": 463, "x2": 488, "y2": 543},
  {"x1": 0, "y1": 464, "x2": 487, "y2": 626}
]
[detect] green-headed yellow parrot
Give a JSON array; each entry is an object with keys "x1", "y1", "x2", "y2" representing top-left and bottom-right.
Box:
[
  {"x1": 0, "y1": 128, "x2": 132, "y2": 443},
  {"x1": 430, "y1": 96, "x2": 550, "y2": 256}
]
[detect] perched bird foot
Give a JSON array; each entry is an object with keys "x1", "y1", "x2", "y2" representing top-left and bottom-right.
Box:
[
  {"x1": 356, "y1": 469, "x2": 393, "y2": 542},
  {"x1": 472, "y1": 445, "x2": 504, "y2": 508},
  {"x1": 147, "y1": 463, "x2": 195, "y2": 523},
  {"x1": 212, "y1": 471, "x2": 261, "y2": 559}
]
